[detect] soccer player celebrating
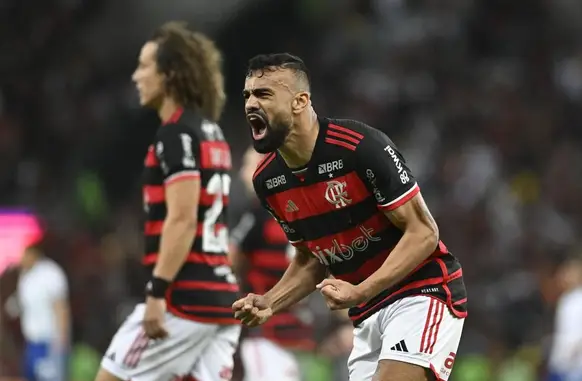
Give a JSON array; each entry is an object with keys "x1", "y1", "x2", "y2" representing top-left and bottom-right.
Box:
[
  {"x1": 233, "y1": 53, "x2": 468, "y2": 381},
  {"x1": 96, "y1": 22, "x2": 240, "y2": 381}
]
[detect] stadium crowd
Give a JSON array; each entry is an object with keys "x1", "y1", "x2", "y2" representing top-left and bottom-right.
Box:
[{"x1": 1, "y1": 0, "x2": 582, "y2": 380}]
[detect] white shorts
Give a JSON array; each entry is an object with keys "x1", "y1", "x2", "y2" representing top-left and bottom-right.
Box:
[
  {"x1": 101, "y1": 304, "x2": 241, "y2": 381},
  {"x1": 348, "y1": 296, "x2": 464, "y2": 381},
  {"x1": 240, "y1": 337, "x2": 301, "y2": 381}
]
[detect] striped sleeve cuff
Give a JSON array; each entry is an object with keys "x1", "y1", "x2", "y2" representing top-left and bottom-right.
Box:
[{"x1": 378, "y1": 183, "x2": 420, "y2": 211}]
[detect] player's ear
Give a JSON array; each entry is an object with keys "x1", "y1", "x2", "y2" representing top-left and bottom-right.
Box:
[{"x1": 292, "y1": 92, "x2": 310, "y2": 114}]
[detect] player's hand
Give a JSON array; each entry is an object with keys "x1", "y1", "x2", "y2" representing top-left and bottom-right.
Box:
[
  {"x1": 232, "y1": 293, "x2": 273, "y2": 327},
  {"x1": 316, "y1": 278, "x2": 367, "y2": 310},
  {"x1": 142, "y1": 297, "x2": 169, "y2": 339}
]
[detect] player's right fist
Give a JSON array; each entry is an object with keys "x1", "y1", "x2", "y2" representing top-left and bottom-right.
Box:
[{"x1": 232, "y1": 293, "x2": 273, "y2": 327}]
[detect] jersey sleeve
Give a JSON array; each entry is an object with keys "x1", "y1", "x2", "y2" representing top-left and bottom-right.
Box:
[
  {"x1": 355, "y1": 129, "x2": 420, "y2": 211},
  {"x1": 155, "y1": 124, "x2": 201, "y2": 185}
]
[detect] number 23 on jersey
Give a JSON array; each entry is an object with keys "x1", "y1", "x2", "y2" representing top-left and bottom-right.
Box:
[{"x1": 203, "y1": 173, "x2": 231, "y2": 253}]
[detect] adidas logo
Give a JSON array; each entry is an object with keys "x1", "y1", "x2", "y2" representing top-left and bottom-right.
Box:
[
  {"x1": 285, "y1": 200, "x2": 299, "y2": 213},
  {"x1": 390, "y1": 340, "x2": 409, "y2": 352}
]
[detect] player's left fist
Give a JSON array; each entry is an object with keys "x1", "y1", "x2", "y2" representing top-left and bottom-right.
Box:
[
  {"x1": 143, "y1": 296, "x2": 169, "y2": 339},
  {"x1": 316, "y1": 278, "x2": 367, "y2": 310}
]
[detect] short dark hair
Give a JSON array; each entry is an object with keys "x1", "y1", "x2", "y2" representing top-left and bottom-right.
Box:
[
  {"x1": 246, "y1": 53, "x2": 310, "y2": 89},
  {"x1": 152, "y1": 21, "x2": 225, "y2": 122}
]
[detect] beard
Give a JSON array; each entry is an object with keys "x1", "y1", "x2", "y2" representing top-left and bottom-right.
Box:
[
  {"x1": 248, "y1": 110, "x2": 291, "y2": 154},
  {"x1": 252, "y1": 121, "x2": 290, "y2": 154}
]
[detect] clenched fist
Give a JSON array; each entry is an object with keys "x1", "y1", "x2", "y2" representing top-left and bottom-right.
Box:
[{"x1": 232, "y1": 293, "x2": 273, "y2": 327}]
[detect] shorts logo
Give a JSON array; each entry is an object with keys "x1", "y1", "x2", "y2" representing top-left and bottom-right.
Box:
[
  {"x1": 390, "y1": 340, "x2": 409, "y2": 352},
  {"x1": 318, "y1": 159, "x2": 343, "y2": 174},
  {"x1": 325, "y1": 180, "x2": 352, "y2": 209}
]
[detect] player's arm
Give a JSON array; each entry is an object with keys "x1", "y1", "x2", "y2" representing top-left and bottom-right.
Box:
[
  {"x1": 263, "y1": 244, "x2": 327, "y2": 314},
  {"x1": 3, "y1": 293, "x2": 20, "y2": 319},
  {"x1": 50, "y1": 268, "x2": 70, "y2": 349},
  {"x1": 357, "y1": 193, "x2": 438, "y2": 299},
  {"x1": 354, "y1": 131, "x2": 439, "y2": 301},
  {"x1": 53, "y1": 297, "x2": 71, "y2": 347},
  {"x1": 151, "y1": 126, "x2": 201, "y2": 287}
]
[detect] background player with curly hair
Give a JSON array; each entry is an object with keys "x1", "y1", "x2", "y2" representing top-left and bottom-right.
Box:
[{"x1": 96, "y1": 22, "x2": 240, "y2": 381}]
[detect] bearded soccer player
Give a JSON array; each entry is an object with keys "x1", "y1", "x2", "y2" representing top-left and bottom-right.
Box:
[
  {"x1": 232, "y1": 53, "x2": 467, "y2": 381},
  {"x1": 96, "y1": 22, "x2": 240, "y2": 381},
  {"x1": 229, "y1": 147, "x2": 316, "y2": 381}
]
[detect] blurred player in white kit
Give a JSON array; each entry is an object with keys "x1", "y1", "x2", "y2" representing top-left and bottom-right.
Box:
[
  {"x1": 548, "y1": 254, "x2": 582, "y2": 381},
  {"x1": 6, "y1": 242, "x2": 71, "y2": 381}
]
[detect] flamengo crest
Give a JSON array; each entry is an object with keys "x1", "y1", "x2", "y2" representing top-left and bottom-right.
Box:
[{"x1": 325, "y1": 180, "x2": 352, "y2": 209}]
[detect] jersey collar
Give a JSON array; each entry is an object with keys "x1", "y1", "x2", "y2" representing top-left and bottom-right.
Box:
[
  {"x1": 276, "y1": 116, "x2": 328, "y2": 182},
  {"x1": 162, "y1": 107, "x2": 184, "y2": 126}
]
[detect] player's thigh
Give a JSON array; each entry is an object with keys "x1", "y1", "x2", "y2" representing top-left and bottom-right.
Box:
[
  {"x1": 347, "y1": 315, "x2": 382, "y2": 381},
  {"x1": 378, "y1": 296, "x2": 464, "y2": 381},
  {"x1": 99, "y1": 304, "x2": 217, "y2": 381},
  {"x1": 240, "y1": 338, "x2": 301, "y2": 381},
  {"x1": 191, "y1": 324, "x2": 241, "y2": 381},
  {"x1": 374, "y1": 360, "x2": 434, "y2": 381}
]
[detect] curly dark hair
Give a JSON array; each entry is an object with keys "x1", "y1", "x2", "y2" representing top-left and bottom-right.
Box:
[
  {"x1": 246, "y1": 53, "x2": 310, "y2": 90},
  {"x1": 152, "y1": 22, "x2": 225, "y2": 122}
]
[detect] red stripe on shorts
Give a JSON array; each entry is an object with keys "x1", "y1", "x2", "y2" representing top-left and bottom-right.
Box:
[
  {"x1": 428, "y1": 302, "x2": 445, "y2": 354},
  {"x1": 420, "y1": 298, "x2": 435, "y2": 353},
  {"x1": 123, "y1": 330, "x2": 149, "y2": 368}
]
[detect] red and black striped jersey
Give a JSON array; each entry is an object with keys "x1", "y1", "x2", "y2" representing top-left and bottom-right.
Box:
[
  {"x1": 252, "y1": 117, "x2": 468, "y2": 327},
  {"x1": 142, "y1": 107, "x2": 239, "y2": 325},
  {"x1": 231, "y1": 203, "x2": 315, "y2": 351}
]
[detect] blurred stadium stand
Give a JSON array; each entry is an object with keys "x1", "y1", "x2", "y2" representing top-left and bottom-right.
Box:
[{"x1": 1, "y1": 0, "x2": 582, "y2": 380}]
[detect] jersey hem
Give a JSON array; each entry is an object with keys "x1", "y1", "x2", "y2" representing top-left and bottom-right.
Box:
[
  {"x1": 164, "y1": 170, "x2": 200, "y2": 185},
  {"x1": 350, "y1": 290, "x2": 468, "y2": 327},
  {"x1": 166, "y1": 304, "x2": 240, "y2": 325}
]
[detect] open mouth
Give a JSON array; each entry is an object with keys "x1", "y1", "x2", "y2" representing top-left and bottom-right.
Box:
[{"x1": 247, "y1": 113, "x2": 268, "y2": 140}]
